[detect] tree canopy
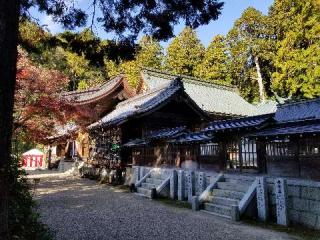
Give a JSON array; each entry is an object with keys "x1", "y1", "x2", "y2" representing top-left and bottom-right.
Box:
[
  {"x1": 194, "y1": 35, "x2": 231, "y2": 85},
  {"x1": 20, "y1": 0, "x2": 224, "y2": 41},
  {"x1": 15, "y1": 48, "x2": 89, "y2": 142},
  {"x1": 270, "y1": 0, "x2": 320, "y2": 99},
  {"x1": 166, "y1": 27, "x2": 205, "y2": 76}
]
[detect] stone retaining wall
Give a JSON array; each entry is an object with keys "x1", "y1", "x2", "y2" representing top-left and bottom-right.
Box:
[
  {"x1": 267, "y1": 178, "x2": 320, "y2": 230},
  {"x1": 130, "y1": 166, "x2": 320, "y2": 230}
]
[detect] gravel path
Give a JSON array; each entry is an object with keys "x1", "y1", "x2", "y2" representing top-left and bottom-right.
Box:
[{"x1": 35, "y1": 175, "x2": 301, "y2": 240}]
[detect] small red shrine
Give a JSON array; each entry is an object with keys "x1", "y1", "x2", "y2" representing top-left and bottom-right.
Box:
[{"x1": 22, "y1": 149, "x2": 45, "y2": 170}]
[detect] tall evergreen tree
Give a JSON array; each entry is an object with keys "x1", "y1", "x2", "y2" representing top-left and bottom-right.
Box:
[
  {"x1": 270, "y1": 0, "x2": 320, "y2": 99},
  {"x1": 165, "y1": 27, "x2": 205, "y2": 76},
  {"x1": 195, "y1": 35, "x2": 231, "y2": 84},
  {"x1": 227, "y1": 7, "x2": 273, "y2": 102},
  {"x1": 105, "y1": 35, "x2": 164, "y2": 87},
  {"x1": 136, "y1": 35, "x2": 164, "y2": 69}
]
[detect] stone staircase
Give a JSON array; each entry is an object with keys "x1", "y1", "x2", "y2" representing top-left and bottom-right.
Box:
[
  {"x1": 201, "y1": 176, "x2": 254, "y2": 219},
  {"x1": 136, "y1": 171, "x2": 169, "y2": 198}
]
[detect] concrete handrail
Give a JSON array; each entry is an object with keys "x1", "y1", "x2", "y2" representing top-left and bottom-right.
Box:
[
  {"x1": 156, "y1": 176, "x2": 170, "y2": 194},
  {"x1": 238, "y1": 179, "x2": 258, "y2": 215},
  {"x1": 135, "y1": 168, "x2": 154, "y2": 188},
  {"x1": 199, "y1": 173, "x2": 224, "y2": 202}
]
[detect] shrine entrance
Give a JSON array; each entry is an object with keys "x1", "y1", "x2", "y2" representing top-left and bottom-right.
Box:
[{"x1": 226, "y1": 138, "x2": 258, "y2": 172}]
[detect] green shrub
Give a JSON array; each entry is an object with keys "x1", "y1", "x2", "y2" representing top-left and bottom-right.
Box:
[{"x1": 8, "y1": 156, "x2": 53, "y2": 240}]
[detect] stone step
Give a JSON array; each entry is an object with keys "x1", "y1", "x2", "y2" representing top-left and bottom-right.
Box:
[
  {"x1": 201, "y1": 210, "x2": 232, "y2": 220},
  {"x1": 209, "y1": 196, "x2": 239, "y2": 207},
  {"x1": 146, "y1": 177, "x2": 163, "y2": 185},
  {"x1": 150, "y1": 172, "x2": 167, "y2": 179},
  {"x1": 224, "y1": 177, "x2": 254, "y2": 185},
  {"x1": 216, "y1": 182, "x2": 250, "y2": 193},
  {"x1": 203, "y1": 203, "x2": 232, "y2": 216},
  {"x1": 137, "y1": 187, "x2": 152, "y2": 198},
  {"x1": 211, "y1": 189, "x2": 244, "y2": 200},
  {"x1": 141, "y1": 182, "x2": 158, "y2": 189}
]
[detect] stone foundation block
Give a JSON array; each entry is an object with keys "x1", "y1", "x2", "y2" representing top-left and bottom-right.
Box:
[
  {"x1": 316, "y1": 216, "x2": 320, "y2": 230},
  {"x1": 288, "y1": 209, "x2": 300, "y2": 223},
  {"x1": 300, "y1": 212, "x2": 317, "y2": 229},
  {"x1": 301, "y1": 187, "x2": 320, "y2": 201},
  {"x1": 287, "y1": 185, "x2": 301, "y2": 197},
  {"x1": 309, "y1": 200, "x2": 320, "y2": 214},
  {"x1": 191, "y1": 196, "x2": 199, "y2": 211},
  {"x1": 292, "y1": 198, "x2": 310, "y2": 211}
]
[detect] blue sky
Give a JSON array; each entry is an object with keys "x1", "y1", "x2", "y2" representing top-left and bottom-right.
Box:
[{"x1": 30, "y1": 0, "x2": 274, "y2": 47}]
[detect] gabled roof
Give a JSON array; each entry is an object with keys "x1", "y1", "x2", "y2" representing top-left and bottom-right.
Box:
[
  {"x1": 204, "y1": 114, "x2": 274, "y2": 132},
  {"x1": 275, "y1": 98, "x2": 320, "y2": 123},
  {"x1": 89, "y1": 79, "x2": 206, "y2": 129},
  {"x1": 63, "y1": 75, "x2": 135, "y2": 105},
  {"x1": 141, "y1": 68, "x2": 258, "y2": 117}
]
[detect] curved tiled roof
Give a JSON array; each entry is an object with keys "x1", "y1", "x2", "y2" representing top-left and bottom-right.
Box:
[
  {"x1": 168, "y1": 132, "x2": 213, "y2": 144},
  {"x1": 141, "y1": 68, "x2": 257, "y2": 116},
  {"x1": 254, "y1": 100, "x2": 278, "y2": 115},
  {"x1": 275, "y1": 97, "x2": 320, "y2": 122},
  {"x1": 146, "y1": 126, "x2": 187, "y2": 140},
  {"x1": 249, "y1": 121, "x2": 320, "y2": 137},
  {"x1": 88, "y1": 80, "x2": 183, "y2": 129},
  {"x1": 63, "y1": 75, "x2": 134, "y2": 104},
  {"x1": 204, "y1": 114, "x2": 274, "y2": 132}
]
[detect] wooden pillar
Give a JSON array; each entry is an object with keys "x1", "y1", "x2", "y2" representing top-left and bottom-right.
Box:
[
  {"x1": 238, "y1": 138, "x2": 243, "y2": 172},
  {"x1": 219, "y1": 141, "x2": 227, "y2": 171},
  {"x1": 196, "y1": 143, "x2": 201, "y2": 169},
  {"x1": 257, "y1": 139, "x2": 267, "y2": 173},
  {"x1": 292, "y1": 137, "x2": 301, "y2": 178}
]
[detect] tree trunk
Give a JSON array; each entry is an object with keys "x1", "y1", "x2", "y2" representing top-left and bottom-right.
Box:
[
  {"x1": 254, "y1": 55, "x2": 266, "y2": 103},
  {"x1": 0, "y1": 0, "x2": 20, "y2": 239}
]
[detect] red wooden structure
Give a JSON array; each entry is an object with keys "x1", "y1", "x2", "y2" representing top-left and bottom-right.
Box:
[{"x1": 22, "y1": 149, "x2": 45, "y2": 169}]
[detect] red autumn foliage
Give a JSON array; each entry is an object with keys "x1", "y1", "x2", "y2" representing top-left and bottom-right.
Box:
[{"x1": 14, "y1": 48, "x2": 90, "y2": 142}]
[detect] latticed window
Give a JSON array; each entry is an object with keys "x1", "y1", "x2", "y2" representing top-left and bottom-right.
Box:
[
  {"x1": 266, "y1": 139, "x2": 295, "y2": 157},
  {"x1": 299, "y1": 137, "x2": 320, "y2": 156},
  {"x1": 241, "y1": 138, "x2": 257, "y2": 168},
  {"x1": 226, "y1": 138, "x2": 258, "y2": 170},
  {"x1": 200, "y1": 143, "x2": 219, "y2": 156}
]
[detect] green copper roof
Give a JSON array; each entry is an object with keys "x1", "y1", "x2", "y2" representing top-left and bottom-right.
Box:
[{"x1": 141, "y1": 68, "x2": 257, "y2": 117}]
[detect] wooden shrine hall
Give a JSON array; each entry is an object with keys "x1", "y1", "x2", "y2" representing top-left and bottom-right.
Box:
[
  {"x1": 86, "y1": 68, "x2": 274, "y2": 169},
  {"x1": 124, "y1": 98, "x2": 320, "y2": 181}
]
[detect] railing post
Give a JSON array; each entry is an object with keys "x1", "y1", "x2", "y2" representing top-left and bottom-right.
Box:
[
  {"x1": 187, "y1": 171, "x2": 195, "y2": 203},
  {"x1": 134, "y1": 166, "x2": 140, "y2": 184},
  {"x1": 196, "y1": 172, "x2": 206, "y2": 196},
  {"x1": 231, "y1": 205, "x2": 240, "y2": 221},
  {"x1": 275, "y1": 178, "x2": 289, "y2": 226},
  {"x1": 139, "y1": 167, "x2": 145, "y2": 179},
  {"x1": 177, "y1": 170, "x2": 185, "y2": 201},
  {"x1": 170, "y1": 169, "x2": 178, "y2": 199},
  {"x1": 256, "y1": 176, "x2": 269, "y2": 222}
]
